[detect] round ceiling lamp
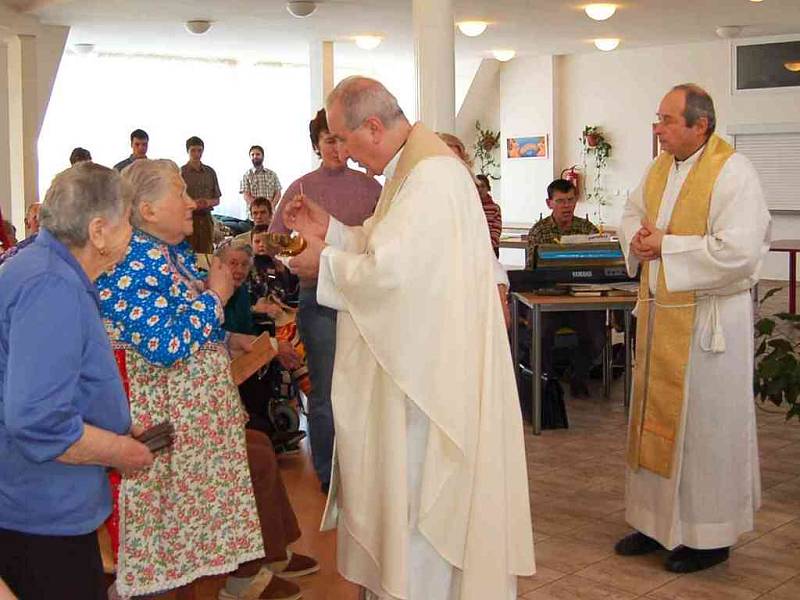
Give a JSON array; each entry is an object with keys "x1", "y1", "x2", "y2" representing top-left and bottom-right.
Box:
[
  {"x1": 185, "y1": 20, "x2": 212, "y2": 35},
  {"x1": 72, "y1": 43, "x2": 96, "y2": 55},
  {"x1": 492, "y1": 49, "x2": 516, "y2": 62},
  {"x1": 585, "y1": 4, "x2": 617, "y2": 21},
  {"x1": 354, "y1": 35, "x2": 383, "y2": 50},
  {"x1": 286, "y1": 1, "x2": 317, "y2": 18},
  {"x1": 457, "y1": 21, "x2": 489, "y2": 37},
  {"x1": 594, "y1": 38, "x2": 620, "y2": 51},
  {"x1": 785, "y1": 61, "x2": 800, "y2": 72}
]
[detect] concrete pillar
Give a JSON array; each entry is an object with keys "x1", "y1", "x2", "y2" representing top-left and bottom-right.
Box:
[
  {"x1": 309, "y1": 40, "x2": 334, "y2": 168},
  {"x1": 6, "y1": 33, "x2": 39, "y2": 231},
  {"x1": 412, "y1": 0, "x2": 455, "y2": 133},
  {"x1": 310, "y1": 40, "x2": 334, "y2": 113},
  {"x1": 0, "y1": 39, "x2": 12, "y2": 223}
]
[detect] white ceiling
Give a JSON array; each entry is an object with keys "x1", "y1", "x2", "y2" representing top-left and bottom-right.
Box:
[{"x1": 20, "y1": 0, "x2": 800, "y2": 66}]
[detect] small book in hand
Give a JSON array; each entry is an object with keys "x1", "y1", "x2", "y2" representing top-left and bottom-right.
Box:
[{"x1": 134, "y1": 421, "x2": 175, "y2": 453}]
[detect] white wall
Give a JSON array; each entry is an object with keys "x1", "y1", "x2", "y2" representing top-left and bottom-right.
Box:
[
  {"x1": 554, "y1": 39, "x2": 800, "y2": 280},
  {"x1": 499, "y1": 55, "x2": 556, "y2": 224}
]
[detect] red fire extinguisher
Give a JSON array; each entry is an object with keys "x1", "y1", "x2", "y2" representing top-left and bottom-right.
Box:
[{"x1": 561, "y1": 165, "x2": 581, "y2": 197}]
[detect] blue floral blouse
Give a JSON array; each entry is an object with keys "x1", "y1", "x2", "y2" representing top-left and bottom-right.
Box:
[{"x1": 97, "y1": 230, "x2": 225, "y2": 368}]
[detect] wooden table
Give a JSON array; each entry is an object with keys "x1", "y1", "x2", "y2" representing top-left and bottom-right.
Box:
[
  {"x1": 769, "y1": 240, "x2": 800, "y2": 314},
  {"x1": 510, "y1": 292, "x2": 637, "y2": 434}
]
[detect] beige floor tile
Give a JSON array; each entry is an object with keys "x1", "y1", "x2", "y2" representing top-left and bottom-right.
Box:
[
  {"x1": 517, "y1": 566, "x2": 568, "y2": 594},
  {"x1": 647, "y1": 574, "x2": 761, "y2": 600},
  {"x1": 533, "y1": 536, "x2": 613, "y2": 574},
  {"x1": 575, "y1": 553, "x2": 678, "y2": 595},
  {"x1": 523, "y1": 575, "x2": 637, "y2": 600},
  {"x1": 737, "y1": 520, "x2": 800, "y2": 569},
  {"x1": 696, "y1": 550, "x2": 798, "y2": 593},
  {"x1": 759, "y1": 575, "x2": 800, "y2": 599},
  {"x1": 562, "y1": 519, "x2": 634, "y2": 548}
]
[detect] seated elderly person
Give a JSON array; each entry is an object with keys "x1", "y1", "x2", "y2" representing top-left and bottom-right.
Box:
[
  {"x1": 97, "y1": 159, "x2": 277, "y2": 598},
  {"x1": 0, "y1": 163, "x2": 152, "y2": 600},
  {"x1": 526, "y1": 178, "x2": 605, "y2": 397},
  {"x1": 219, "y1": 242, "x2": 308, "y2": 447}
]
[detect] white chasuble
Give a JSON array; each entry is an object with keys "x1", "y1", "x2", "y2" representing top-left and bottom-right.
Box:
[
  {"x1": 315, "y1": 124, "x2": 534, "y2": 599},
  {"x1": 620, "y1": 147, "x2": 771, "y2": 550}
]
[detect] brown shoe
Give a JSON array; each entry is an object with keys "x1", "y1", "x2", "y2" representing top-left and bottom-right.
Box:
[
  {"x1": 258, "y1": 575, "x2": 302, "y2": 600},
  {"x1": 218, "y1": 569, "x2": 302, "y2": 600},
  {"x1": 268, "y1": 551, "x2": 320, "y2": 578}
]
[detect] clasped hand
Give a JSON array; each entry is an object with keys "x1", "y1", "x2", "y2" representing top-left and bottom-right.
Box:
[{"x1": 631, "y1": 219, "x2": 664, "y2": 261}]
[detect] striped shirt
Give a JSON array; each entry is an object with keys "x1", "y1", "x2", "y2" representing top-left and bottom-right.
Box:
[
  {"x1": 240, "y1": 166, "x2": 281, "y2": 204},
  {"x1": 481, "y1": 194, "x2": 502, "y2": 256}
]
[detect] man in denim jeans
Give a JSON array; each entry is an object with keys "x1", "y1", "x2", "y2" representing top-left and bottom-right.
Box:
[{"x1": 273, "y1": 108, "x2": 381, "y2": 491}]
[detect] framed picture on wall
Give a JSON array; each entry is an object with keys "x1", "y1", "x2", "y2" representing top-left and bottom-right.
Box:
[{"x1": 506, "y1": 135, "x2": 548, "y2": 159}]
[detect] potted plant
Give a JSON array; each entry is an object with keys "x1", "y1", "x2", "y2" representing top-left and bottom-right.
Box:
[
  {"x1": 473, "y1": 121, "x2": 501, "y2": 180},
  {"x1": 580, "y1": 126, "x2": 613, "y2": 223},
  {"x1": 754, "y1": 287, "x2": 800, "y2": 421}
]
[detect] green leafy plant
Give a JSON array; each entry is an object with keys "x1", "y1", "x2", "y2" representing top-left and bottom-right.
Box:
[
  {"x1": 581, "y1": 126, "x2": 613, "y2": 223},
  {"x1": 754, "y1": 287, "x2": 800, "y2": 422},
  {"x1": 473, "y1": 121, "x2": 501, "y2": 180}
]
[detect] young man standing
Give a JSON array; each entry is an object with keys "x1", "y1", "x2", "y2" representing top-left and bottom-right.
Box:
[
  {"x1": 113, "y1": 129, "x2": 148, "y2": 171},
  {"x1": 181, "y1": 136, "x2": 221, "y2": 254}
]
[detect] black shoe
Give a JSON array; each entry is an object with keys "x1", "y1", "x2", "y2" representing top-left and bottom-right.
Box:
[
  {"x1": 570, "y1": 378, "x2": 590, "y2": 398},
  {"x1": 665, "y1": 546, "x2": 729, "y2": 573},
  {"x1": 614, "y1": 532, "x2": 663, "y2": 556}
]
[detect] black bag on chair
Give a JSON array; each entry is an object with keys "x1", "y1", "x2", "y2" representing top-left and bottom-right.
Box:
[{"x1": 541, "y1": 373, "x2": 569, "y2": 430}]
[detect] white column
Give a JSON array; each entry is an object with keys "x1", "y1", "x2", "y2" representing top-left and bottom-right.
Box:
[
  {"x1": 0, "y1": 38, "x2": 12, "y2": 223},
  {"x1": 309, "y1": 40, "x2": 334, "y2": 168},
  {"x1": 309, "y1": 40, "x2": 334, "y2": 113},
  {"x1": 6, "y1": 33, "x2": 38, "y2": 231},
  {"x1": 412, "y1": 0, "x2": 455, "y2": 133}
]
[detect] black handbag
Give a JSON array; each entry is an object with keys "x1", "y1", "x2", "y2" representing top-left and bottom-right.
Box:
[{"x1": 541, "y1": 373, "x2": 569, "y2": 430}]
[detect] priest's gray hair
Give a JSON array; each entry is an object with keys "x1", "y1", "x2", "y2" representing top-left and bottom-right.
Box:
[
  {"x1": 326, "y1": 76, "x2": 407, "y2": 131},
  {"x1": 673, "y1": 83, "x2": 716, "y2": 137},
  {"x1": 122, "y1": 159, "x2": 182, "y2": 228},
  {"x1": 40, "y1": 161, "x2": 132, "y2": 248}
]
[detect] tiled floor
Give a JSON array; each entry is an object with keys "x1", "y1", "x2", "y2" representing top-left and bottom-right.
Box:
[{"x1": 158, "y1": 280, "x2": 800, "y2": 599}]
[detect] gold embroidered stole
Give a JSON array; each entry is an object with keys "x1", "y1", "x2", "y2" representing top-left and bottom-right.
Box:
[
  {"x1": 370, "y1": 123, "x2": 456, "y2": 226},
  {"x1": 627, "y1": 135, "x2": 734, "y2": 477}
]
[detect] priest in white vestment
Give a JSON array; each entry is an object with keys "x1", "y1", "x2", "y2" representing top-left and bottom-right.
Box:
[
  {"x1": 285, "y1": 76, "x2": 534, "y2": 599},
  {"x1": 617, "y1": 83, "x2": 770, "y2": 573}
]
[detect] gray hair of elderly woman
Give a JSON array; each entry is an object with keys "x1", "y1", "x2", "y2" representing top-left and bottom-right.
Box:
[
  {"x1": 39, "y1": 162, "x2": 132, "y2": 247},
  {"x1": 121, "y1": 159, "x2": 182, "y2": 228},
  {"x1": 214, "y1": 242, "x2": 253, "y2": 263},
  {"x1": 326, "y1": 76, "x2": 407, "y2": 131}
]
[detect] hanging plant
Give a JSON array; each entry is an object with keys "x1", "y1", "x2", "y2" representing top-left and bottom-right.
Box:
[
  {"x1": 473, "y1": 120, "x2": 501, "y2": 180},
  {"x1": 581, "y1": 125, "x2": 613, "y2": 223}
]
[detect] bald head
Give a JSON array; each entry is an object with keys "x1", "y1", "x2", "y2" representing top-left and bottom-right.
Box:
[
  {"x1": 655, "y1": 83, "x2": 716, "y2": 161},
  {"x1": 325, "y1": 76, "x2": 412, "y2": 175},
  {"x1": 326, "y1": 76, "x2": 406, "y2": 131}
]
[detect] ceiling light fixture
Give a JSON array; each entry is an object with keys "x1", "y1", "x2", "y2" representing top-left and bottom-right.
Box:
[
  {"x1": 457, "y1": 21, "x2": 489, "y2": 37},
  {"x1": 286, "y1": 1, "x2": 317, "y2": 18},
  {"x1": 594, "y1": 38, "x2": 620, "y2": 51},
  {"x1": 785, "y1": 61, "x2": 800, "y2": 72},
  {"x1": 354, "y1": 35, "x2": 383, "y2": 50},
  {"x1": 185, "y1": 20, "x2": 212, "y2": 35},
  {"x1": 72, "y1": 43, "x2": 95, "y2": 55},
  {"x1": 585, "y1": 4, "x2": 617, "y2": 21},
  {"x1": 492, "y1": 49, "x2": 516, "y2": 62},
  {"x1": 715, "y1": 25, "x2": 743, "y2": 39}
]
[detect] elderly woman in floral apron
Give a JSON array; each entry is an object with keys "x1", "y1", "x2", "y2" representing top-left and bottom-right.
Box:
[{"x1": 98, "y1": 160, "x2": 273, "y2": 598}]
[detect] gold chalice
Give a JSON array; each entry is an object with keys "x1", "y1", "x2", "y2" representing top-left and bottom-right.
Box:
[{"x1": 261, "y1": 232, "x2": 307, "y2": 257}]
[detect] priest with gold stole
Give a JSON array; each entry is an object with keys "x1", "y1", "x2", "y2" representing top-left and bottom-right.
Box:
[
  {"x1": 617, "y1": 84, "x2": 770, "y2": 573},
  {"x1": 285, "y1": 76, "x2": 534, "y2": 599}
]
